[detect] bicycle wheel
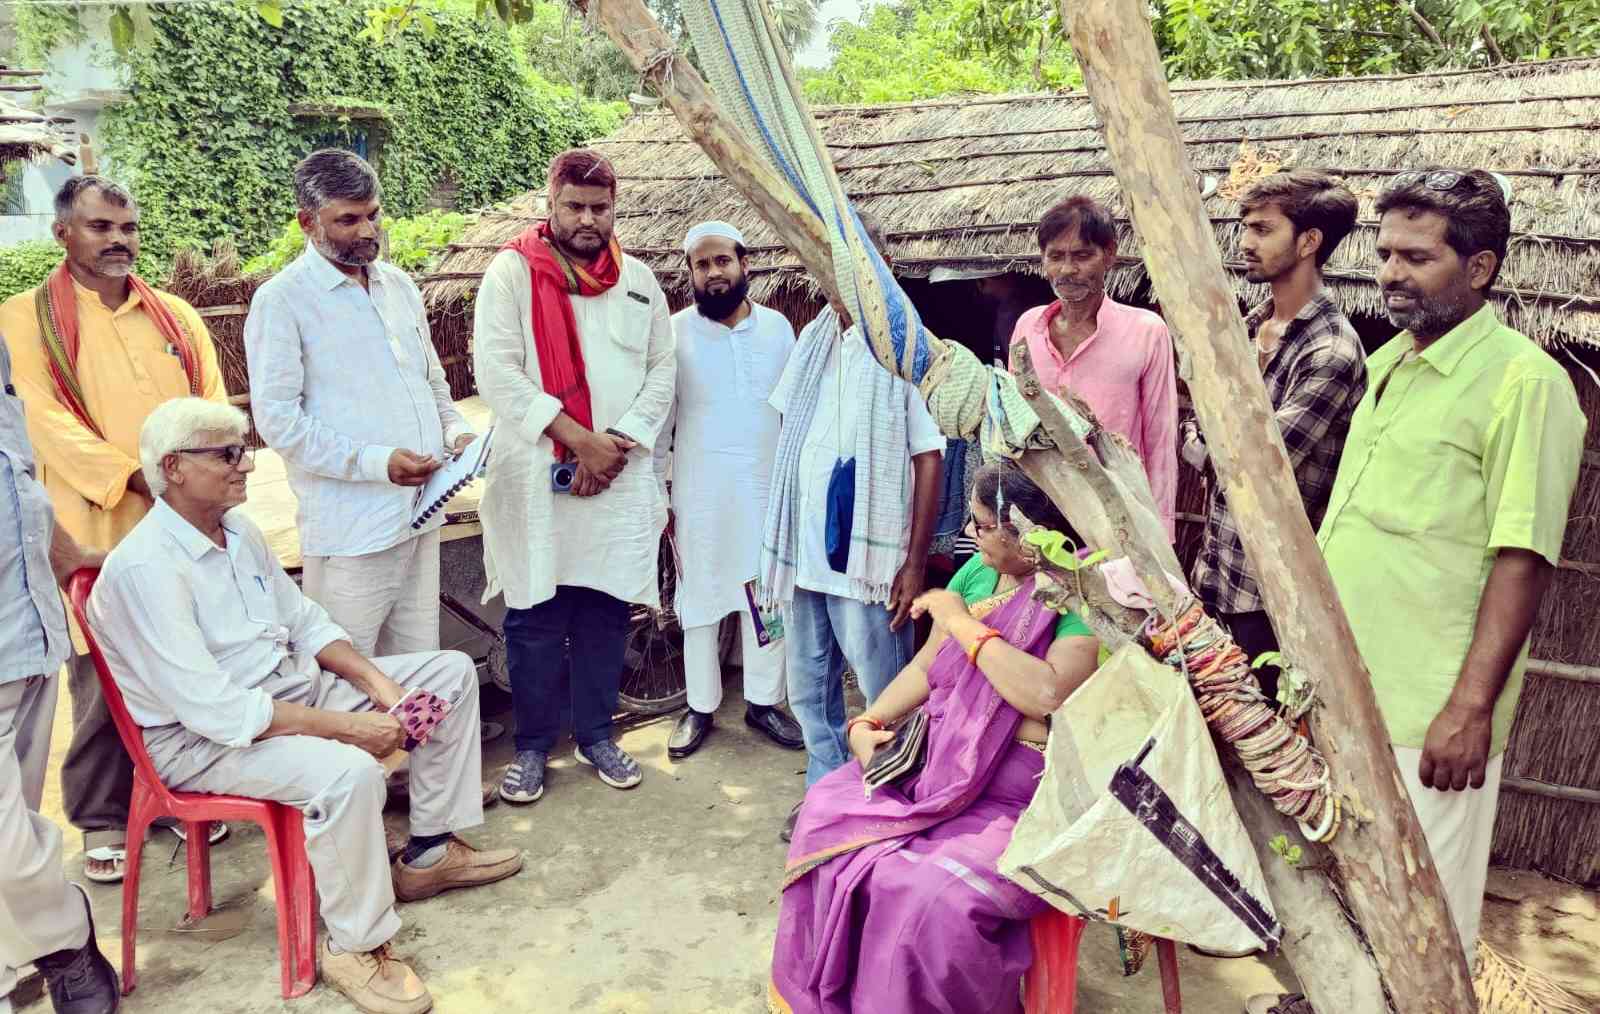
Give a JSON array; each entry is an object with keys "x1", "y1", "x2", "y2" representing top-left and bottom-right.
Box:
[{"x1": 617, "y1": 531, "x2": 688, "y2": 716}]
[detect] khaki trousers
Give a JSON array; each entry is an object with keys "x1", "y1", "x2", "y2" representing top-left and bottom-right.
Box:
[
  {"x1": 302, "y1": 530, "x2": 442, "y2": 658},
  {"x1": 1, "y1": 675, "x2": 88, "y2": 1000},
  {"x1": 143, "y1": 650, "x2": 482, "y2": 953}
]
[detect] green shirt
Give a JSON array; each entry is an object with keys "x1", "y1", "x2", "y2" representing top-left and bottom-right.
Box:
[
  {"x1": 1316, "y1": 305, "x2": 1584, "y2": 755},
  {"x1": 947, "y1": 555, "x2": 1094, "y2": 642}
]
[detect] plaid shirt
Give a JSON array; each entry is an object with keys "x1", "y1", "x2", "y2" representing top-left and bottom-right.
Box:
[{"x1": 1189, "y1": 292, "x2": 1368, "y2": 614}]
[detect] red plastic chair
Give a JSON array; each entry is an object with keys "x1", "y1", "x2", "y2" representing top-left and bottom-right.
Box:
[
  {"x1": 68, "y1": 570, "x2": 317, "y2": 999},
  {"x1": 1023, "y1": 909, "x2": 1183, "y2": 1013}
]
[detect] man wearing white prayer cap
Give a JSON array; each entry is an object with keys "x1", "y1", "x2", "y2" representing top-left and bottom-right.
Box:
[{"x1": 655, "y1": 221, "x2": 805, "y2": 759}]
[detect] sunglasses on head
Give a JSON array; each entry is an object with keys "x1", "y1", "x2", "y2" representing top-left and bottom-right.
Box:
[
  {"x1": 1392, "y1": 169, "x2": 1514, "y2": 203},
  {"x1": 177, "y1": 444, "x2": 252, "y2": 467}
]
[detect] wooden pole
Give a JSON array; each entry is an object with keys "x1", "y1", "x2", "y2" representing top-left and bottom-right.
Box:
[{"x1": 1057, "y1": 1, "x2": 1475, "y2": 1010}]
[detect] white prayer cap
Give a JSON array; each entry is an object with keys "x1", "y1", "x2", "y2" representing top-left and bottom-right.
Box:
[{"x1": 683, "y1": 220, "x2": 747, "y2": 255}]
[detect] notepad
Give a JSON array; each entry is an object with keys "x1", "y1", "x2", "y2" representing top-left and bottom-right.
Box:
[{"x1": 410, "y1": 428, "x2": 494, "y2": 530}]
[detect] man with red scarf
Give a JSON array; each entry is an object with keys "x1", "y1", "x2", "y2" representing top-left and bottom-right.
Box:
[
  {"x1": 474, "y1": 149, "x2": 676, "y2": 803},
  {"x1": 0, "y1": 175, "x2": 228, "y2": 885}
]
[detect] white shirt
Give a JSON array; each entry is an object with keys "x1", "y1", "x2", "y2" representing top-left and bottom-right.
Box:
[
  {"x1": 660, "y1": 302, "x2": 794, "y2": 629},
  {"x1": 86, "y1": 499, "x2": 348, "y2": 749},
  {"x1": 770, "y1": 327, "x2": 944, "y2": 599},
  {"x1": 473, "y1": 248, "x2": 676, "y2": 610},
  {"x1": 244, "y1": 245, "x2": 470, "y2": 558}
]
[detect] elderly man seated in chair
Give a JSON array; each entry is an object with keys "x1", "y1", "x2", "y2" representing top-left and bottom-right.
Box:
[{"x1": 86, "y1": 397, "x2": 522, "y2": 1014}]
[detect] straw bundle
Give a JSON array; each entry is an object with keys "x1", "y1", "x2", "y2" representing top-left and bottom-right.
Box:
[
  {"x1": 1474, "y1": 941, "x2": 1590, "y2": 1014},
  {"x1": 165, "y1": 242, "x2": 273, "y2": 443}
]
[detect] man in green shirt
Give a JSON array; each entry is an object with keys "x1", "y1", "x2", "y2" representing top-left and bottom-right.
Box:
[{"x1": 1249, "y1": 170, "x2": 1584, "y2": 1014}]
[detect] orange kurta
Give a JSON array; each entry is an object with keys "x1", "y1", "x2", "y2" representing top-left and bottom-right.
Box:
[{"x1": 0, "y1": 275, "x2": 227, "y2": 554}]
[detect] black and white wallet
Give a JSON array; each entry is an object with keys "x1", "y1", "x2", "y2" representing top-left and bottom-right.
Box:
[{"x1": 861, "y1": 708, "x2": 930, "y2": 798}]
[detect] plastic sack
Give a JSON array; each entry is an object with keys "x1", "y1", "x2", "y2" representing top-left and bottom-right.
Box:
[{"x1": 999, "y1": 644, "x2": 1282, "y2": 953}]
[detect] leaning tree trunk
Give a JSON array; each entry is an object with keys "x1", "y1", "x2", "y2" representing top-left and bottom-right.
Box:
[
  {"x1": 573, "y1": 0, "x2": 1472, "y2": 1008},
  {"x1": 1057, "y1": 1, "x2": 1475, "y2": 1010}
]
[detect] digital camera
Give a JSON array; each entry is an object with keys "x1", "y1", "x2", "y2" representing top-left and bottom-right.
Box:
[{"x1": 551, "y1": 461, "x2": 578, "y2": 493}]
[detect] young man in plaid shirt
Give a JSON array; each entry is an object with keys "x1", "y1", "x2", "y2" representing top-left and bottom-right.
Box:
[{"x1": 1183, "y1": 172, "x2": 1367, "y2": 699}]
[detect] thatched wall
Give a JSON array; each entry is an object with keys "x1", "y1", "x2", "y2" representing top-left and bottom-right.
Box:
[{"x1": 424, "y1": 55, "x2": 1600, "y2": 353}]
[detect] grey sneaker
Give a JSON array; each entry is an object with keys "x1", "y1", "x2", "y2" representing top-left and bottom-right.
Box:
[
  {"x1": 574, "y1": 740, "x2": 643, "y2": 789},
  {"x1": 499, "y1": 749, "x2": 547, "y2": 804}
]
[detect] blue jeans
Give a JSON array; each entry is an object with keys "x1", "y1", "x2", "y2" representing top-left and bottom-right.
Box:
[
  {"x1": 784, "y1": 588, "x2": 913, "y2": 785},
  {"x1": 503, "y1": 586, "x2": 630, "y2": 752}
]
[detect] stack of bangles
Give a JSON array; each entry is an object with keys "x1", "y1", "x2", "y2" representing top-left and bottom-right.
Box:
[{"x1": 1142, "y1": 601, "x2": 1341, "y2": 843}]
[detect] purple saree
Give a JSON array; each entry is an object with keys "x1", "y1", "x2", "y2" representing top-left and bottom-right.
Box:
[{"x1": 770, "y1": 578, "x2": 1060, "y2": 1014}]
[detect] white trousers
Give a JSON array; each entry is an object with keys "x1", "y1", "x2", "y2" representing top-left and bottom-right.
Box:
[
  {"x1": 0, "y1": 675, "x2": 88, "y2": 1001},
  {"x1": 1394, "y1": 745, "x2": 1504, "y2": 967},
  {"x1": 683, "y1": 610, "x2": 785, "y2": 714},
  {"x1": 303, "y1": 529, "x2": 442, "y2": 657},
  {"x1": 143, "y1": 650, "x2": 482, "y2": 953}
]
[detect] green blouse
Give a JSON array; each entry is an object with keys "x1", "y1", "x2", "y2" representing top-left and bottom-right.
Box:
[{"x1": 945, "y1": 556, "x2": 1093, "y2": 642}]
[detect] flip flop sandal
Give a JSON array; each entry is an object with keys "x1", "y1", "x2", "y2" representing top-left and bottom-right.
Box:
[
  {"x1": 83, "y1": 846, "x2": 126, "y2": 884},
  {"x1": 167, "y1": 821, "x2": 232, "y2": 846}
]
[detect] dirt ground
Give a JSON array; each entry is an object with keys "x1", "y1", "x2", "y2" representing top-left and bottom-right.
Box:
[{"x1": 19, "y1": 678, "x2": 1598, "y2": 1014}]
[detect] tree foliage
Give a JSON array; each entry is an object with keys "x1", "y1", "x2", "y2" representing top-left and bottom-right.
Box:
[
  {"x1": 809, "y1": 0, "x2": 1600, "y2": 103},
  {"x1": 87, "y1": 1, "x2": 611, "y2": 271},
  {"x1": 802, "y1": 0, "x2": 1077, "y2": 104}
]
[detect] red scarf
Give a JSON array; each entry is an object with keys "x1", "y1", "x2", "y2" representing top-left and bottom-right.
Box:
[
  {"x1": 502, "y1": 221, "x2": 624, "y2": 459},
  {"x1": 35, "y1": 261, "x2": 202, "y2": 438}
]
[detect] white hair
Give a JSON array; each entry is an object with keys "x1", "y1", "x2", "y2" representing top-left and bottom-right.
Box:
[{"x1": 139, "y1": 398, "x2": 249, "y2": 496}]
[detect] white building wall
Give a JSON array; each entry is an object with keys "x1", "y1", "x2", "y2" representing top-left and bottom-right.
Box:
[{"x1": 2, "y1": 9, "x2": 127, "y2": 244}]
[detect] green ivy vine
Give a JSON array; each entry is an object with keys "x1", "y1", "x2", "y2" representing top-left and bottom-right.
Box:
[{"x1": 96, "y1": 1, "x2": 620, "y2": 271}]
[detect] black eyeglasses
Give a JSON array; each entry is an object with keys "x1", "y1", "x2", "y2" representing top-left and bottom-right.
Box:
[
  {"x1": 966, "y1": 513, "x2": 1001, "y2": 537},
  {"x1": 177, "y1": 444, "x2": 252, "y2": 467}
]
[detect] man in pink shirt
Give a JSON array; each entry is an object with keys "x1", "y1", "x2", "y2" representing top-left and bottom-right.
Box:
[{"x1": 1008, "y1": 196, "x2": 1178, "y2": 537}]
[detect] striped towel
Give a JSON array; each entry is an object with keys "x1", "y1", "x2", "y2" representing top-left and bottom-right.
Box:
[{"x1": 760, "y1": 308, "x2": 907, "y2": 607}]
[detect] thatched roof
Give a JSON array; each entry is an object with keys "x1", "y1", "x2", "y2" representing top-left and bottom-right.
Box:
[
  {"x1": 423, "y1": 55, "x2": 1600, "y2": 347},
  {"x1": 0, "y1": 68, "x2": 74, "y2": 174}
]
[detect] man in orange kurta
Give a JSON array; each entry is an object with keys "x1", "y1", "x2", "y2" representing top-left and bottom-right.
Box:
[{"x1": 0, "y1": 176, "x2": 226, "y2": 882}]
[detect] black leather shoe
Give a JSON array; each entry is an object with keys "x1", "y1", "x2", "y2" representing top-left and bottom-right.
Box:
[
  {"x1": 668, "y1": 708, "x2": 715, "y2": 759},
  {"x1": 745, "y1": 704, "x2": 804, "y2": 751},
  {"x1": 36, "y1": 884, "x2": 119, "y2": 1014}
]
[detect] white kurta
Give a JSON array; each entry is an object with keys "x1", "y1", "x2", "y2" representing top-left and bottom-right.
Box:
[
  {"x1": 473, "y1": 248, "x2": 676, "y2": 610},
  {"x1": 661, "y1": 303, "x2": 795, "y2": 629}
]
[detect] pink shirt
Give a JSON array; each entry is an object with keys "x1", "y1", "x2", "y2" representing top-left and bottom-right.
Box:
[{"x1": 1009, "y1": 297, "x2": 1177, "y2": 538}]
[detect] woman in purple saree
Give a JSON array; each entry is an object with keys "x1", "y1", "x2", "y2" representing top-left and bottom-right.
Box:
[{"x1": 771, "y1": 465, "x2": 1101, "y2": 1014}]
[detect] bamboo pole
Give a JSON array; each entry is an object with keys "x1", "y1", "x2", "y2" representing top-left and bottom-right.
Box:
[{"x1": 1058, "y1": 1, "x2": 1475, "y2": 1010}]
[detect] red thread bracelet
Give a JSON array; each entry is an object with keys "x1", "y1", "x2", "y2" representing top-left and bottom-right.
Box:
[{"x1": 846, "y1": 715, "x2": 885, "y2": 738}]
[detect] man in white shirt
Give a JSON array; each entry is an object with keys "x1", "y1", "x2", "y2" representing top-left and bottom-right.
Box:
[
  {"x1": 759, "y1": 215, "x2": 944, "y2": 839},
  {"x1": 245, "y1": 149, "x2": 474, "y2": 661},
  {"x1": 87, "y1": 398, "x2": 520, "y2": 1014},
  {"x1": 657, "y1": 221, "x2": 804, "y2": 760},
  {"x1": 473, "y1": 149, "x2": 675, "y2": 802}
]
